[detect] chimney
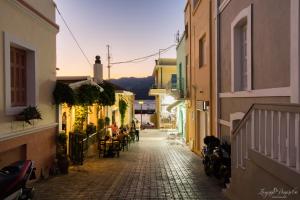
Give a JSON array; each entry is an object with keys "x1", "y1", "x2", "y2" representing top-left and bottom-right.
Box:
[{"x1": 93, "y1": 55, "x2": 103, "y2": 83}]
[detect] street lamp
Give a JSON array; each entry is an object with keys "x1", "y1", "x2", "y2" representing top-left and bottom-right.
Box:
[{"x1": 138, "y1": 100, "x2": 144, "y2": 129}]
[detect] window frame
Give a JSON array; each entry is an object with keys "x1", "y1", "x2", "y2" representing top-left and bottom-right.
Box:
[
  {"x1": 185, "y1": 23, "x2": 189, "y2": 39},
  {"x1": 192, "y1": 0, "x2": 200, "y2": 9},
  {"x1": 231, "y1": 4, "x2": 252, "y2": 92},
  {"x1": 199, "y1": 35, "x2": 206, "y2": 68},
  {"x1": 4, "y1": 32, "x2": 38, "y2": 115},
  {"x1": 10, "y1": 46, "x2": 27, "y2": 107}
]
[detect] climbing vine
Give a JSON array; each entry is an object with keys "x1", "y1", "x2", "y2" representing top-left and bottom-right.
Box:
[{"x1": 119, "y1": 98, "x2": 128, "y2": 126}]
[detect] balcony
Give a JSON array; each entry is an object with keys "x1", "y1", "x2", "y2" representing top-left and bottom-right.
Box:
[
  {"x1": 149, "y1": 84, "x2": 167, "y2": 96},
  {"x1": 166, "y1": 78, "x2": 186, "y2": 99}
]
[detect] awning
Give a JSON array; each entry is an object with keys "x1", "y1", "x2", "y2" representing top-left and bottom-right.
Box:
[
  {"x1": 69, "y1": 79, "x2": 104, "y2": 92},
  {"x1": 167, "y1": 100, "x2": 183, "y2": 112}
]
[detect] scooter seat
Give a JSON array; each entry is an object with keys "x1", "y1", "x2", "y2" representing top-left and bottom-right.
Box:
[{"x1": 0, "y1": 160, "x2": 31, "y2": 198}]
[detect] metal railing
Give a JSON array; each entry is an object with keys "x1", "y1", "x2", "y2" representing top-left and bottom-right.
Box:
[
  {"x1": 232, "y1": 103, "x2": 300, "y2": 173},
  {"x1": 69, "y1": 132, "x2": 98, "y2": 165}
]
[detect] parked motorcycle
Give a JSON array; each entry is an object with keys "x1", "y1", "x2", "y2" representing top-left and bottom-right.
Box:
[
  {"x1": 0, "y1": 160, "x2": 36, "y2": 200},
  {"x1": 201, "y1": 136, "x2": 231, "y2": 186}
]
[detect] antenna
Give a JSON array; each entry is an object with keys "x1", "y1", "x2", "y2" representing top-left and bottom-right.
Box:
[
  {"x1": 107, "y1": 45, "x2": 111, "y2": 79},
  {"x1": 176, "y1": 30, "x2": 180, "y2": 43}
]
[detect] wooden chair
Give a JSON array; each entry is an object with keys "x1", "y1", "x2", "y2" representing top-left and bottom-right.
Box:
[
  {"x1": 112, "y1": 139, "x2": 121, "y2": 157},
  {"x1": 122, "y1": 135, "x2": 129, "y2": 151},
  {"x1": 98, "y1": 139, "x2": 106, "y2": 158}
]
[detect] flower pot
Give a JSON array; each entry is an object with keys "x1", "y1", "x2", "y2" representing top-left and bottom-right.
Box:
[{"x1": 57, "y1": 156, "x2": 69, "y2": 174}]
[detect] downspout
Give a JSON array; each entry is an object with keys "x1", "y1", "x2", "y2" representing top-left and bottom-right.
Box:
[
  {"x1": 189, "y1": 3, "x2": 192, "y2": 98},
  {"x1": 189, "y1": 2, "x2": 194, "y2": 149},
  {"x1": 161, "y1": 67, "x2": 163, "y2": 88},
  {"x1": 215, "y1": 0, "x2": 221, "y2": 137},
  {"x1": 209, "y1": 0, "x2": 213, "y2": 136}
]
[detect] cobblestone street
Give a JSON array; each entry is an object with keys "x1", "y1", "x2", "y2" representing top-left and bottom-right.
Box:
[{"x1": 34, "y1": 130, "x2": 227, "y2": 200}]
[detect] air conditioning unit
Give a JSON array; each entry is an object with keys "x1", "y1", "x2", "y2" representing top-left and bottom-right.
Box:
[{"x1": 196, "y1": 101, "x2": 209, "y2": 111}]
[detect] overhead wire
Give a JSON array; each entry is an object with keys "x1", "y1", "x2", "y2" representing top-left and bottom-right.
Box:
[
  {"x1": 55, "y1": 5, "x2": 92, "y2": 66},
  {"x1": 110, "y1": 44, "x2": 176, "y2": 65},
  {"x1": 55, "y1": 5, "x2": 176, "y2": 68}
]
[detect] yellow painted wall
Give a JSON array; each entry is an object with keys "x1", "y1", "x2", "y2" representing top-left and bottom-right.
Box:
[
  {"x1": 0, "y1": 0, "x2": 58, "y2": 135},
  {"x1": 185, "y1": 0, "x2": 215, "y2": 154},
  {"x1": 114, "y1": 92, "x2": 134, "y2": 128},
  {"x1": 155, "y1": 66, "x2": 177, "y2": 88},
  {"x1": 24, "y1": 0, "x2": 56, "y2": 21}
]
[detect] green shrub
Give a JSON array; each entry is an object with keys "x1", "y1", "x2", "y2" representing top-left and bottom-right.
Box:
[
  {"x1": 105, "y1": 117, "x2": 110, "y2": 126},
  {"x1": 76, "y1": 84, "x2": 101, "y2": 106},
  {"x1": 119, "y1": 99, "x2": 128, "y2": 126},
  {"x1": 97, "y1": 118, "x2": 105, "y2": 131},
  {"x1": 57, "y1": 133, "x2": 67, "y2": 145},
  {"x1": 86, "y1": 123, "x2": 96, "y2": 135},
  {"x1": 53, "y1": 82, "x2": 75, "y2": 106}
]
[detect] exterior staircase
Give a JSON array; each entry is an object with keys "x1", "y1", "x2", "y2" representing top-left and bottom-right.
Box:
[{"x1": 226, "y1": 104, "x2": 300, "y2": 200}]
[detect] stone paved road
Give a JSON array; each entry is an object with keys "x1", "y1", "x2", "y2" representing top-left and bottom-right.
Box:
[{"x1": 34, "y1": 130, "x2": 228, "y2": 200}]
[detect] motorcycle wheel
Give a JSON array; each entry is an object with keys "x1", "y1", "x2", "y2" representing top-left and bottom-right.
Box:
[{"x1": 20, "y1": 187, "x2": 34, "y2": 200}]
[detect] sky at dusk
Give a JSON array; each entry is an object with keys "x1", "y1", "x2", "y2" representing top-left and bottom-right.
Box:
[{"x1": 55, "y1": 0, "x2": 186, "y2": 79}]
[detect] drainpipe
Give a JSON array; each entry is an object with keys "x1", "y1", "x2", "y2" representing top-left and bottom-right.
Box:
[
  {"x1": 214, "y1": 0, "x2": 221, "y2": 137},
  {"x1": 189, "y1": 3, "x2": 192, "y2": 98},
  {"x1": 209, "y1": 0, "x2": 213, "y2": 136},
  {"x1": 161, "y1": 67, "x2": 163, "y2": 88}
]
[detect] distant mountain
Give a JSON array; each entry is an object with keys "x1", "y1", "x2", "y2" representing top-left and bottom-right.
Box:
[{"x1": 109, "y1": 76, "x2": 155, "y2": 100}]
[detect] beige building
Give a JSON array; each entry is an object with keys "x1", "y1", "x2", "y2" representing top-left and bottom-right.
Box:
[
  {"x1": 110, "y1": 84, "x2": 135, "y2": 128},
  {"x1": 149, "y1": 58, "x2": 177, "y2": 128},
  {"x1": 215, "y1": 0, "x2": 300, "y2": 199},
  {"x1": 57, "y1": 58, "x2": 134, "y2": 154},
  {"x1": 184, "y1": 0, "x2": 216, "y2": 154},
  {"x1": 0, "y1": 0, "x2": 59, "y2": 178}
]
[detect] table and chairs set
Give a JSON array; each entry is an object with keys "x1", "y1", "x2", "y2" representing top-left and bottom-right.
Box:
[{"x1": 98, "y1": 129, "x2": 139, "y2": 158}]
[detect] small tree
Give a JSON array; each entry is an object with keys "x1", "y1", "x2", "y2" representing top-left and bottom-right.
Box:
[
  {"x1": 119, "y1": 99, "x2": 128, "y2": 127},
  {"x1": 97, "y1": 118, "x2": 105, "y2": 131},
  {"x1": 105, "y1": 117, "x2": 110, "y2": 127}
]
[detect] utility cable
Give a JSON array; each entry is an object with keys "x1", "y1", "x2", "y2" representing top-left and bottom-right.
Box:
[
  {"x1": 111, "y1": 44, "x2": 176, "y2": 65},
  {"x1": 55, "y1": 5, "x2": 92, "y2": 66}
]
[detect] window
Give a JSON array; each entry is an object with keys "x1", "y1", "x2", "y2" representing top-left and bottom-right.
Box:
[
  {"x1": 185, "y1": 24, "x2": 188, "y2": 39},
  {"x1": 4, "y1": 32, "x2": 37, "y2": 115},
  {"x1": 171, "y1": 74, "x2": 177, "y2": 89},
  {"x1": 193, "y1": 0, "x2": 200, "y2": 8},
  {"x1": 199, "y1": 36, "x2": 206, "y2": 67},
  {"x1": 179, "y1": 63, "x2": 183, "y2": 91},
  {"x1": 10, "y1": 47, "x2": 27, "y2": 107},
  {"x1": 241, "y1": 25, "x2": 247, "y2": 90},
  {"x1": 186, "y1": 55, "x2": 189, "y2": 66},
  {"x1": 231, "y1": 5, "x2": 252, "y2": 92}
]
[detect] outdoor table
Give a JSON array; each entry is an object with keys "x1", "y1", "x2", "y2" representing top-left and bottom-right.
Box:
[{"x1": 104, "y1": 139, "x2": 120, "y2": 157}]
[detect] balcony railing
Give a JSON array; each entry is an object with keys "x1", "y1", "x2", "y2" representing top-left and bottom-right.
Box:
[
  {"x1": 232, "y1": 103, "x2": 300, "y2": 173},
  {"x1": 151, "y1": 84, "x2": 165, "y2": 89},
  {"x1": 166, "y1": 78, "x2": 186, "y2": 99}
]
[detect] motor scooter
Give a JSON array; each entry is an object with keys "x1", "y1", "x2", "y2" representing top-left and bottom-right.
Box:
[
  {"x1": 0, "y1": 160, "x2": 36, "y2": 200},
  {"x1": 202, "y1": 136, "x2": 231, "y2": 187}
]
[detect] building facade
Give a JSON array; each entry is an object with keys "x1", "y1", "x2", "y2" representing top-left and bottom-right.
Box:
[
  {"x1": 184, "y1": 0, "x2": 216, "y2": 154},
  {"x1": 0, "y1": 0, "x2": 59, "y2": 178},
  {"x1": 175, "y1": 33, "x2": 188, "y2": 142},
  {"x1": 149, "y1": 58, "x2": 177, "y2": 129},
  {"x1": 112, "y1": 89, "x2": 135, "y2": 128},
  {"x1": 216, "y1": 0, "x2": 300, "y2": 199}
]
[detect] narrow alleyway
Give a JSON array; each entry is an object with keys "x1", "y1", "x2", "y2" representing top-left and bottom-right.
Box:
[{"x1": 34, "y1": 130, "x2": 227, "y2": 200}]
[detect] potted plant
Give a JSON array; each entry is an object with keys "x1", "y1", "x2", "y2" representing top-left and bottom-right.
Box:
[
  {"x1": 86, "y1": 123, "x2": 96, "y2": 136},
  {"x1": 56, "y1": 132, "x2": 69, "y2": 174},
  {"x1": 105, "y1": 117, "x2": 110, "y2": 127},
  {"x1": 97, "y1": 118, "x2": 105, "y2": 139},
  {"x1": 15, "y1": 106, "x2": 42, "y2": 125}
]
